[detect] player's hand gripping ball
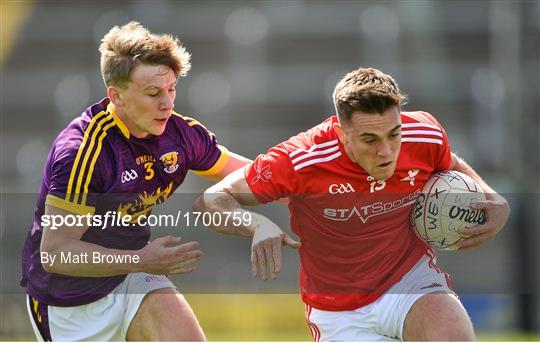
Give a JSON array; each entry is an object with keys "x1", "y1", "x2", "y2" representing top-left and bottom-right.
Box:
[{"x1": 410, "y1": 170, "x2": 486, "y2": 251}]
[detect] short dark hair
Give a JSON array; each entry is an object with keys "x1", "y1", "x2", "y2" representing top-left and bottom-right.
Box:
[{"x1": 332, "y1": 67, "x2": 407, "y2": 122}]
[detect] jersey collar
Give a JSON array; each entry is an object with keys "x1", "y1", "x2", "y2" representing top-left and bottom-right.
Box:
[{"x1": 106, "y1": 102, "x2": 130, "y2": 139}]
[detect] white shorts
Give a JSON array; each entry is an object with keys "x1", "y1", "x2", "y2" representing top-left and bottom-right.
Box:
[
  {"x1": 26, "y1": 273, "x2": 176, "y2": 341},
  {"x1": 305, "y1": 251, "x2": 457, "y2": 341}
]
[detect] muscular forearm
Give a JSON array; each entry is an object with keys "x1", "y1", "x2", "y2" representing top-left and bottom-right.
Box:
[
  {"x1": 451, "y1": 154, "x2": 502, "y2": 200},
  {"x1": 41, "y1": 237, "x2": 143, "y2": 277},
  {"x1": 195, "y1": 169, "x2": 299, "y2": 280},
  {"x1": 449, "y1": 153, "x2": 510, "y2": 249},
  {"x1": 194, "y1": 191, "x2": 271, "y2": 238},
  {"x1": 41, "y1": 204, "x2": 200, "y2": 277}
]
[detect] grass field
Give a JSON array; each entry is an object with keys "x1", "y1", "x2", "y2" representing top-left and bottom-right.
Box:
[
  {"x1": 186, "y1": 294, "x2": 540, "y2": 341},
  {"x1": 186, "y1": 294, "x2": 313, "y2": 341},
  {"x1": 3, "y1": 294, "x2": 539, "y2": 341}
]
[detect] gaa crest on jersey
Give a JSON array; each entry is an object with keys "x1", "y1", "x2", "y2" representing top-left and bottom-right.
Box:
[
  {"x1": 121, "y1": 169, "x2": 138, "y2": 183},
  {"x1": 328, "y1": 183, "x2": 355, "y2": 194},
  {"x1": 160, "y1": 151, "x2": 179, "y2": 174}
]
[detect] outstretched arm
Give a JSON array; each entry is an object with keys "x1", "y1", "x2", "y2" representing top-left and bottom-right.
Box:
[
  {"x1": 195, "y1": 150, "x2": 252, "y2": 183},
  {"x1": 450, "y1": 153, "x2": 510, "y2": 250},
  {"x1": 194, "y1": 167, "x2": 300, "y2": 280},
  {"x1": 41, "y1": 205, "x2": 202, "y2": 277}
]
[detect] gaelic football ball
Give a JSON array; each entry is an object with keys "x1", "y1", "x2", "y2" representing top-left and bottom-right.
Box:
[{"x1": 410, "y1": 170, "x2": 486, "y2": 251}]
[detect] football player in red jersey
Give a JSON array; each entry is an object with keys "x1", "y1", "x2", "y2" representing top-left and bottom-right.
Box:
[{"x1": 195, "y1": 67, "x2": 510, "y2": 341}]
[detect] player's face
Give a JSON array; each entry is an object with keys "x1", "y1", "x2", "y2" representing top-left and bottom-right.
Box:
[
  {"x1": 113, "y1": 64, "x2": 177, "y2": 138},
  {"x1": 338, "y1": 106, "x2": 402, "y2": 180}
]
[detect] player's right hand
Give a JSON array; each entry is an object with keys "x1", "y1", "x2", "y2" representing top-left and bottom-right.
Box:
[
  {"x1": 138, "y1": 235, "x2": 203, "y2": 276},
  {"x1": 251, "y1": 225, "x2": 301, "y2": 281}
]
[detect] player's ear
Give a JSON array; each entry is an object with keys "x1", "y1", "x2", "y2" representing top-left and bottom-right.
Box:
[{"x1": 107, "y1": 86, "x2": 125, "y2": 107}]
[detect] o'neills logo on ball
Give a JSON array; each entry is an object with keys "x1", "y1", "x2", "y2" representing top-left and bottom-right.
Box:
[{"x1": 448, "y1": 206, "x2": 486, "y2": 224}]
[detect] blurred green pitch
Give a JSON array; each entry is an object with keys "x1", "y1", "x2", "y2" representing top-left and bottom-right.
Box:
[{"x1": 185, "y1": 294, "x2": 540, "y2": 341}]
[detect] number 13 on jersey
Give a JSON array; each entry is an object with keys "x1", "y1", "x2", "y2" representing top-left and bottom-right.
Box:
[{"x1": 368, "y1": 178, "x2": 386, "y2": 193}]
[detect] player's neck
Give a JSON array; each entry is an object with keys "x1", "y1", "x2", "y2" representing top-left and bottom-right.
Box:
[
  {"x1": 342, "y1": 144, "x2": 357, "y2": 164},
  {"x1": 108, "y1": 103, "x2": 149, "y2": 139}
]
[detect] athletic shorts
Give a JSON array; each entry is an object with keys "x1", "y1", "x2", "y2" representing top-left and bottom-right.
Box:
[
  {"x1": 26, "y1": 273, "x2": 175, "y2": 341},
  {"x1": 305, "y1": 251, "x2": 457, "y2": 341}
]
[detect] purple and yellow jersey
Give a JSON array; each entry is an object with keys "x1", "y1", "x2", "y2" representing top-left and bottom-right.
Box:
[{"x1": 21, "y1": 98, "x2": 229, "y2": 306}]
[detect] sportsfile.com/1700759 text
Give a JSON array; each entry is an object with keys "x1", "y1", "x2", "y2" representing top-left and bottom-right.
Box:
[{"x1": 40, "y1": 211, "x2": 252, "y2": 230}]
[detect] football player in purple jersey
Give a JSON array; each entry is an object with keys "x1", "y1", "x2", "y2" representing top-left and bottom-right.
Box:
[{"x1": 21, "y1": 21, "x2": 250, "y2": 341}]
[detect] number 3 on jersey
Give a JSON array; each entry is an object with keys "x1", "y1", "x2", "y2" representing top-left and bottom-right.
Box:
[{"x1": 144, "y1": 162, "x2": 155, "y2": 180}]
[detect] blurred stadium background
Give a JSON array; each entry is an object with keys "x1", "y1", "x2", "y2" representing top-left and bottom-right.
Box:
[{"x1": 1, "y1": 0, "x2": 539, "y2": 340}]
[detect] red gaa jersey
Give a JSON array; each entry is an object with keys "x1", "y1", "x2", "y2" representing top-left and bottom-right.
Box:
[{"x1": 245, "y1": 111, "x2": 453, "y2": 311}]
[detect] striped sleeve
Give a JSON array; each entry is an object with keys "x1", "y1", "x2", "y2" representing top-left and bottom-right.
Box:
[
  {"x1": 434, "y1": 124, "x2": 452, "y2": 171},
  {"x1": 401, "y1": 111, "x2": 452, "y2": 171},
  {"x1": 45, "y1": 111, "x2": 115, "y2": 215}
]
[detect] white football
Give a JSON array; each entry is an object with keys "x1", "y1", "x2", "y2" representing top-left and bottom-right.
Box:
[{"x1": 410, "y1": 170, "x2": 486, "y2": 251}]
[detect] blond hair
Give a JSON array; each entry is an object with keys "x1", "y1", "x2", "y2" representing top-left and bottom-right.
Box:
[
  {"x1": 99, "y1": 21, "x2": 191, "y2": 88},
  {"x1": 333, "y1": 67, "x2": 407, "y2": 122}
]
